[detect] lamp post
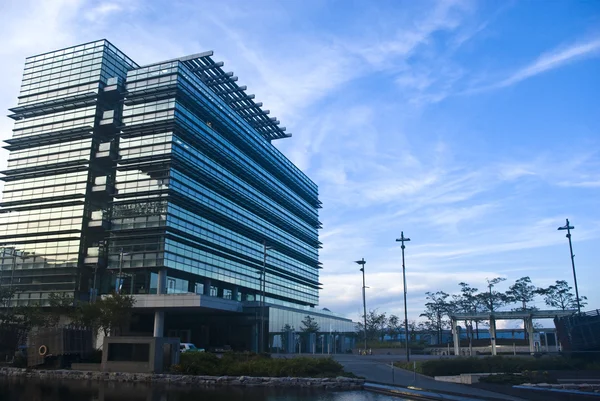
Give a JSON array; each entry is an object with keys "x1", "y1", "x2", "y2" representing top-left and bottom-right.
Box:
[
  {"x1": 260, "y1": 241, "x2": 273, "y2": 353},
  {"x1": 558, "y1": 219, "x2": 581, "y2": 314},
  {"x1": 396, "y1": 232, "x2": 411, "y2": 362},
  {"x1": 354, "y1": 258, "x2": 367, "y2": 354}
]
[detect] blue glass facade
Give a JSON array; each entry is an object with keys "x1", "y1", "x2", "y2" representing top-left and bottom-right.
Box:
[
  {"x1": 0, "y1": 40, "x2": 137, "y2": 305},
  {"x1": 0, "y1": 40, "x2": 357, "y2": 351},
  {"x1": 1, "y1": 40, "x2": 321, "y2": 310}
]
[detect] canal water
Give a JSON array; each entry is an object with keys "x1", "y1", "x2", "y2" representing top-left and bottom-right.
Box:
[{"x1": 0, "y1": 378, "x2": 411, "y2": 401}]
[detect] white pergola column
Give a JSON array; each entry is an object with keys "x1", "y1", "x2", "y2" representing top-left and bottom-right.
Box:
[
  {"x1": 489, "y1": 316, "x2": 497, "y2": 356},
  {"x1": 452, "y1": 319, "x2": 460, "y2": 357},
  {"x1": 526, "y1": 317, "x2": 535, "y2": 355}
]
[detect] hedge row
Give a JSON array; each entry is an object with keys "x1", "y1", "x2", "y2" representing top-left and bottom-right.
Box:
[
  {"x1": 395, "y1": 356, "x2": 581, "y2": 377},
  {"x1": 172, "y1": 352, "x2": 351, "y2": 378}
]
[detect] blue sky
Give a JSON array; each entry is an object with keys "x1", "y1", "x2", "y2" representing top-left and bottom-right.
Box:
[{"x1": 0, "y1": 0, "x2": 599, "y2": 326}]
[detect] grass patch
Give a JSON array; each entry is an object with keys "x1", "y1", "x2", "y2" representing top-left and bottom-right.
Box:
[
  {"x1": 171, "y1": 352, "x2": 354, "y2": 378},
  {"x1": 395, "y1": 356, "x2": 587, "y2": 377}
]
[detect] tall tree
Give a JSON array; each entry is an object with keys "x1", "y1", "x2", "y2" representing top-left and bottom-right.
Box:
[
  {"x1": 537, "y1": 280, "x2": 587, "y2": 311},
  {"x1": 506, "y1": 276, "x2": 539, "y2": 339},
  {"x1": 356, "y1": 309, "x2": 387, "y2": 342},
  {"x1": 420, "y1": 291, "x2": 452, "y2": 344},
  {"x1": 96, "y1": 293, "x2": 136, "y2": 336},
  {"x1": 479, "y1": 277, "x2": 508, "y2": 313},
  {"x1": 506, "y1": 276, "x2": 538, "y2": 312},
  {"x1": 387, "y1": 314, "x2": 401, "y2": 341},
  {"x1": 452, "y1": 282, "x2": 480, "y2": 340}
]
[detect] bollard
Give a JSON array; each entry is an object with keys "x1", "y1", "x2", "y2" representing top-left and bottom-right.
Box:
[{"x1": 413, "y1": 361, "x2": 417, "y2": 383}]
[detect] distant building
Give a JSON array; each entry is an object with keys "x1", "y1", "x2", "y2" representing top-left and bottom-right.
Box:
[{"x1": 0, "y1": 40, "x2": 354, "y2": 352}]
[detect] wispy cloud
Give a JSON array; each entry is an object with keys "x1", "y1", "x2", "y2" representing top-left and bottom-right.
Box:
[{"x1": 471, "y1": 37, "x2": 600, "y2": 93}]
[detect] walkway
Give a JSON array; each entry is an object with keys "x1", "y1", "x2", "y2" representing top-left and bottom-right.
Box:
[{"x1": 331, "y1": 354, "x2": 526, "y2": 401}]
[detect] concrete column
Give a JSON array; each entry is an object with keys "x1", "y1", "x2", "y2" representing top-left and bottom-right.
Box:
[
  {"x1": 153, "y1": 268, "x2": 167, "y2": 338},
  {"x1": 203, "y1": 278, "x2": 211, "y2": 296},
  {"x1": 526, "y1": 318, "x2": 535, "y2": 355},
  {"x1": 232, "y1": 286, "x2": 239, "y2": 301},
  {"x1": 153, "y1": 311, "x2": 164, "y2": 337},
  {"x1": 489, "y1": 316, "x2": 497, "y2": 356},
  {"x1": 452, "y1": 319, "x2": 460, "y2": 357},
  {"x1": 157, "y1": 268, "x2": 167, "y2": 295},
  {"x1": 187, "y1": 280, "x2": 196, "y2": 293}
]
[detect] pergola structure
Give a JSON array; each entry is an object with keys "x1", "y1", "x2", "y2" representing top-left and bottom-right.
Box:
[{"x1": 450, "y1": 310, "x2": 576, "y2": 356}]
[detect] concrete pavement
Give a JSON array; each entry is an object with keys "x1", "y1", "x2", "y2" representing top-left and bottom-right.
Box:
[{"x1": 331, "y1": 354, "x2": 526, "y2": 401}]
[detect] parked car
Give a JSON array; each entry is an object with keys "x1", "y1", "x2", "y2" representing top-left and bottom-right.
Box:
[{"x1": 180, "y1": 343, "x2": 205, "y2": 353}]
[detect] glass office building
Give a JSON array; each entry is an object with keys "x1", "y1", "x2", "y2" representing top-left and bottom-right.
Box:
[{"x1": 0, "y1": 40, "x2": 355, "y2": 351}]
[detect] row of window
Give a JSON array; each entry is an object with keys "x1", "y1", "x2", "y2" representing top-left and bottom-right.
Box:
[
  {"x1": 171, "y1": 138, "x2": 318, "y2": 237},
  {"x1": 120, "y1": 132, "x2": 172, "y2": 149},
  {"x1": 18, "y1": 82, "x2": 100, "y2": 107},
  {"x1": 13, "y1": 106, "x2": 96, "y2": 131},
  {"x1": 118, "y1": 135, "x2": 317, "y2": 240},
  {"x1": 168, "y1": 169, "x2": 318, "y2": 260},
  {"x1": 172, "y1": 103, "x2": 317, "y2": 218},
  {"x1": 9, "y1": 138, "x2": 92, "y2": 159},
  {"x1": 3, "y1": 171, "x2": 88, "y2": 193},
  {"x1": 162, "y1": 238, "x2": 317, "y2": 304},
  {"x1": 0, "y1": 240, "x2": 81, "y2": 260},
  {"x1": 175, "y1": 64, "x2": 318, "y2": 196},
  {"x1": 167, "y1": 203, "x2": 318, "y2": 274},
  {"x1": 13, "y1": 116, "x2": 95, "y2": 139},
  {"x1": 7, "y1": 149, "x2": 90, "y2": 170},
  {"x1": 2, "y1": 182, "x2": 87, "y2": 203},
  {"x1": 0, "y1": 218, "x2": 83, "y2": 237},
  {"x1": 0, "y1": 205, "x2": 84, "y2": 226},
  {"x1": 120, "y1": 96, "x2": 317, "y2": 222},
  {"x1": 129, "y1": 64, "x2": 317, "y2": 201},
  {"x1": 166, "y1": 213, "x2": 318, "y2": 284},
  {"x1": 21, "y1": 66, "x2": 103, "y2": 95},
  {"x1": 25, "y1": 41, "x2": 107, "y2": 65}
]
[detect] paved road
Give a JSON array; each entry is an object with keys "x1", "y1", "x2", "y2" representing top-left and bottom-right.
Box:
[{"x1": 330, "y1": 354, "x2": 526, "y2": 401}]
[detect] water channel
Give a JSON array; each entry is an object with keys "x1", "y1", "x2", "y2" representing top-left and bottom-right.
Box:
[{"x1": 0, "y1": 378, "x2": 413, "y2": 401}]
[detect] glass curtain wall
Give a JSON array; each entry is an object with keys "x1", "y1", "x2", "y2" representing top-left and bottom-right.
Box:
[{"x1": 0, "y1": 40, "x2": 137, "y2": 305}]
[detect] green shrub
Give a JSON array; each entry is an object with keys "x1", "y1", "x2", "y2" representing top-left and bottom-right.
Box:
[
  {"x1": 479, "y1": 371, "x2": 557, "y2": 385},
  {"x1": 172, "y1": 353, "x2": 348, "y2": 378},
  {"x1": 396, "y1": 356, "x2": 580, "y2": 377}
]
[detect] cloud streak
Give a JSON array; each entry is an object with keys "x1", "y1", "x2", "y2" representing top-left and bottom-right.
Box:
[{"x1": 471, "y1": 37, "x2": 600, "y2": 93}]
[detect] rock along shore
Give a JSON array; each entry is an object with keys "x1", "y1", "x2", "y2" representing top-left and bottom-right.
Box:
[{"x1": 0, "y1": 367, "x2": 364, "y2": 390}]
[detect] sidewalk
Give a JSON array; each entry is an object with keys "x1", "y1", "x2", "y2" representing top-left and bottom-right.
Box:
[{"x1": 332, "y1": 354, "x2": 527, "y2": 401}]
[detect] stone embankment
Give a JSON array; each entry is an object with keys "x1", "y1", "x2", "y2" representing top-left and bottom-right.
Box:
[
  {"x1": 519, "y1": 383, "x2": 600, "y2": 393},
  {"x1": 0, "y1": 367, "x2": 363, "y2": 390}
]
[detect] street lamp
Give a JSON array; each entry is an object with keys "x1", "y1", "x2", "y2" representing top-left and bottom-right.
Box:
[
  {"x1": 558, "y1": 219, "x2": 581, "y2": 314},
  {"x1": 354, "y1": 258, "x2": 367, "y2": 354},
  {"x1": 396, "y1": 232, "x2": 411, "y2": 362},
  {"x1": 260, "y1": 241, "x2": 273, "y2": 353}
]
